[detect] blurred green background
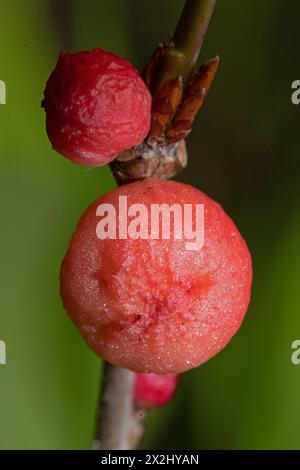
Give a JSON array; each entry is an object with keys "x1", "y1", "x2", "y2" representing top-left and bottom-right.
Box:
[{"x1": 0, "y1": 0, "x2": 300, "y2": 449}]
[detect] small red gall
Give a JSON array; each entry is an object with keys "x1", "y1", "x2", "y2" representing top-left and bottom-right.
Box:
[
  {"x1": 60, "y1": 179, "x2": 252, "y2": 373},
  {"x1": 134, "y1": 373, "x2": 180, "y2": 408},
  {"x1": 42, "y1": 48, "x2": 152, "y2": 166}
]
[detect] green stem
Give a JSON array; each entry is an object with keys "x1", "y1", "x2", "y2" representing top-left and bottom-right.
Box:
[{"x1": 153, "y1": 0, "x2": 217, "y2": 92}]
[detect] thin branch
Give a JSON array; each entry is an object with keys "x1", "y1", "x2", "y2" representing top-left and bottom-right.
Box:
[
  {"x1": 95, "y1": 0, "x2": 218, "y2": 451},
  {"x1": 152, "y1": 0, "x2": 217, "y2": 92},
  {"x1": 93, "y1": 363, "x2": 146, "y2": 450}
]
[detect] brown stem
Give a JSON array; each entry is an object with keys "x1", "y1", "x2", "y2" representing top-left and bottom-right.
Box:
[{"x1": 110, "y1": 139, "x2": 188, "y2": 185}]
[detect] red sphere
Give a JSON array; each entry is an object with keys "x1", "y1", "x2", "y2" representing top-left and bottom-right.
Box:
[
  {"x1": 60, "y1": 179, "x2": 252, "y2": 373},
  {"x1": 134, "y1": 373, "x2": 180, "y2": 408},
  {"x1": 42, "y1": 48, "x2": 151, "y2": 166}
]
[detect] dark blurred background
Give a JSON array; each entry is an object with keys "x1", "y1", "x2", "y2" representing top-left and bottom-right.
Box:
[{"x1": 0, "y1": 0, "x2": 300, "y2": 449}]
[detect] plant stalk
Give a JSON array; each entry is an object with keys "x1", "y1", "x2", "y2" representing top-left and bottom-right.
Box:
[
  {"x1": 95, "y1": 0, "x2": 218, "y2": 451},
  {"x1": 94, "y1": 364, "x2": 145, "y2": 450},
  {"x1": 153, "y1": 0, "x2": 217, "y2": 92}
]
